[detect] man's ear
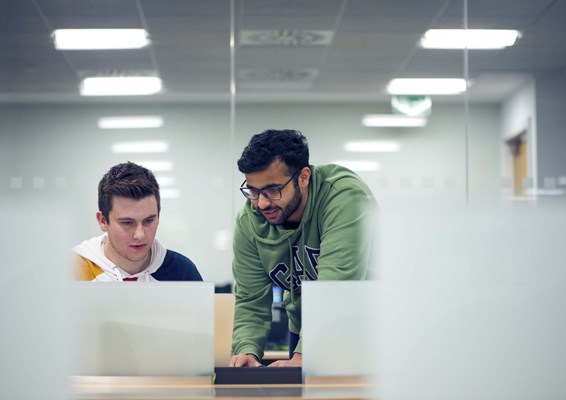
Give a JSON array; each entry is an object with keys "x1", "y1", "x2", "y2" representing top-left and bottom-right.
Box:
[
  {"x1": 299, "y1": 167, "x2": 311, "y2": 188},
  {"x1": 96, "y1": 211, "x2": 108, "y2": 232}
]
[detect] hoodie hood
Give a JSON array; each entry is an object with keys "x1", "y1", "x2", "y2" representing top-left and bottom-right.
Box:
[{"x1": 71, "y1": 234, "x2": 167, "y2": 281}]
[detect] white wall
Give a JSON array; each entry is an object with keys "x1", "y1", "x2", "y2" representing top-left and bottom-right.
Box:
[
  {"x1": 501, "y1": 73, "x2": 566, "y2": 197},
  {"x1": 535, "y1": 72, "x2": 566, "y2": 190}
]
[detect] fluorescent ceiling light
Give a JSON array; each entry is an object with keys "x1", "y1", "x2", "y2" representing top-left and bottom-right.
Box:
[
  {"x1": 332, "y1": 160, "x2": 380, "y2": 172},
  {"x1": 387, "y1": 78, "x2": 467, "y2": 95},
  {"x1": 132, "y1": 160, "x2": 174, "y2": 172},
  {"x1": 362, "y1": 114, "x2": 427, "y2": 127},
  {"x1": 52, "y1": 29, "x2": 149, "y2": 50},
  {"x1": 420, "y1": 29, "x2": 520, "y2": 49},
  {"x1": 111, "y1": 141, "x2": 169, "y2": 153},
  {"x1": 344, "y1": 141, "x2": 401, "y2": 153},
  {"x1": 98, "y1": 116, "x2": 163, "y2": 129},
  {"x1": 160, "y1": 188, "x2": 180, "y2": 199},
  {"x1": 80, "y1": 76, "x2": 162, "y2": 96},
  {"x1": 155, "y1": 176, "x2": 177, "y2": 187}
]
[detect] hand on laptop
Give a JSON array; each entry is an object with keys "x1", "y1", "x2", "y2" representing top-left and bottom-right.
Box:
[
  {"x1": 268, "y1": 352, "x2": 302, "y2": 367},
  {"x1": 230, "y1": 353, "x2": 262, "y2": 367}
]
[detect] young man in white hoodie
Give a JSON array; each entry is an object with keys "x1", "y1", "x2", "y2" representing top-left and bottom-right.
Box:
[{"x1": 71, "y1": 162, "x2": 202, "y2": 282}]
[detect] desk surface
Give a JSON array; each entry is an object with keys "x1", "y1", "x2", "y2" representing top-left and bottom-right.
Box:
[
  {"x1": 72, "y1": 375, "x2": 377, "y2": 399},
  {"x1": 263, "y1": 350, "x2": 289, "y2": 360}
]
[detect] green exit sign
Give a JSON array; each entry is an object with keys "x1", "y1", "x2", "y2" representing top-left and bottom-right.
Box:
[{"x1": 391, "y1": 95, "x2": 432, "y2": 117}]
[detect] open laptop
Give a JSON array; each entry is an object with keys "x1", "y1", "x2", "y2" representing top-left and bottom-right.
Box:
[{"x1": 70, "y1": 281, "x2": 215, "y2": 376}]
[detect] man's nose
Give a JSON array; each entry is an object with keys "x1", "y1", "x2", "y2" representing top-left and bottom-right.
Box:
[
  {"x1": 257, "y1": 193, "x2": 272, "y2": 209},
  {"x1": 133, "y1": 224, "x2": 145, "y2": 240}
]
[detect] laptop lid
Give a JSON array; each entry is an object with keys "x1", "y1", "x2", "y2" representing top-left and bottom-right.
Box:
[{"x1": 70, "y1": 281, "x2": 215, "y2": 376}]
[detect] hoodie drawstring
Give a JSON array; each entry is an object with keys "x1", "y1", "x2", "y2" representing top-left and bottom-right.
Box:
[
  {"x1": 112, "y1": 266, "x2": 124, "y2": 282},
  {"x1": 288, "y1": 223, "x2": 307, "y2": 306},
  {"x1": 288, "y1": 238, "x2": 294, "y2": 304}
]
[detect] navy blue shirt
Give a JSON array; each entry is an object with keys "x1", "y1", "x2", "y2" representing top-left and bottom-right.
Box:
[{"x1": 151, "y1": 250, "x2": 203, "y2": 281}]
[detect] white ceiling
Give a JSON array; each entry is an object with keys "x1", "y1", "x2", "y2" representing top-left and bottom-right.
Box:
[{"x1": 1, "y1": 0, "x2": 565, "y2": 104}]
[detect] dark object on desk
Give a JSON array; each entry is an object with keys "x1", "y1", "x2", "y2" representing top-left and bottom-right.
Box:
[
  {"x1": 214, "y1": 283, "x2": 232, "y2": 293},
  {"x1": 214, "y1": 367, "x2": 302, "y2": 384}
]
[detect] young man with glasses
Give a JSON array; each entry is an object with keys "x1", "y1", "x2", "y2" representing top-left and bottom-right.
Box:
[{"x1": 230, "y1": 129, "x2": 377, "y2": 367}]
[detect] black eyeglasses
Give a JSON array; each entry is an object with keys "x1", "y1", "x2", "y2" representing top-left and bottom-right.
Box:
[{"x1": 240, "y1": 169, "x2": 301, "y2": 201}]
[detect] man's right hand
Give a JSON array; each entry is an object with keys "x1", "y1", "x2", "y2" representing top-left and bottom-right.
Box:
[{"x1": 230, "y1": 353, "x2": 262, "y2": 367}]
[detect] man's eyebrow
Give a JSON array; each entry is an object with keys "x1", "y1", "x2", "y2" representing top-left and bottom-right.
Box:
[
  {"x1": 245, "y1": 182, "x2": 283, "y2": 190},
  {"x1": 116, "y1": 214, "x2": 157, "y2": 221}
]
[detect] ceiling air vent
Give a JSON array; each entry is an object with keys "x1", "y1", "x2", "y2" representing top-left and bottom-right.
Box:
[
  {"x1": 237, "y1": 68, "x2": 319, "y2": 90},
  {"x1": 239, "y1": 30, "x2": 334, "y2": 46},
  {"x1": 238, "y1": 68, "x2": 319, "y2": 81}
]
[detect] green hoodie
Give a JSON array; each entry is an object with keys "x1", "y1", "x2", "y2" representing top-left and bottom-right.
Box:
[{"x1": 231, "y1": 164, "x2": 377, "y2": 360}]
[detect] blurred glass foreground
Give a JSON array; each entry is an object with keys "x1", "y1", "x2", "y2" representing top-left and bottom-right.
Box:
[
  {"x1": 0, "y1": 190, "x2": 74, "y2": 399},
  {"x1": 1, "y1": 183, "x2": 565, "y2": 400},
  {"x1": 375, "y1": 202, "x2": 566, "y2": 400}
]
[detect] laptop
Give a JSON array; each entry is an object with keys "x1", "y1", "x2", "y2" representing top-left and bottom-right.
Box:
[
  {"x1": 70, "y1": 281, "x2": 215, "y2": 376},
  {"x1": 301, "y1": 280, "x2": 379, "y2": 378}
]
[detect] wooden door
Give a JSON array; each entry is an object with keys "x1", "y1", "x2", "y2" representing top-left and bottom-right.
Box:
[{"x1": 509, "y1": 135, "x2": 528, "y2": 196}]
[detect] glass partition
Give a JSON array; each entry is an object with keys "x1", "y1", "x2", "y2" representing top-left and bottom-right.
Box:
[{"x1": 2, "y1": 0, "x2": 566, "y2": 398}]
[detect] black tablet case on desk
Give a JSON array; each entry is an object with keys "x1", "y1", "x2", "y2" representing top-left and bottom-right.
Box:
[{"x1": 214, "y1": 367, "x2": 302, "y2": 384}]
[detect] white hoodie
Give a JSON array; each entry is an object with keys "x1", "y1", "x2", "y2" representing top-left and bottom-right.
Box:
[{"x1": 71, "y1": 234, "x2": 167, "y2": 282}]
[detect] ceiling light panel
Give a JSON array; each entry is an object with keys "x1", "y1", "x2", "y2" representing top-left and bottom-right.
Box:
[
  {"x1": 111, "y1": 141, "x2": 169, "y2": 153},
  {"x1": 160, "y1": 188, "x2": 180, "y2": 199},
  {"x1": 332, "y1": 161, "x2": 380, "y2": 172},
  {"x1": 362, "y1": 114, "x2": 427, "y2": 127},
  {"x1": 132, "y1": 160, "x2": 174, "y2": 172},
  {"x1": 155, "y1": 176, "x2": 177, "y2": 187},
  {"x1": 387, "y1": 78, "x2": 467, "y2": 95},
  {"x1": 80, "y1": 77, "x2": 162, "y2": 96},
  {"x1": 98, "y1": 116, "x2": 163, "y2": 129},
  {"x1": 344, "y1": 141, "x2": 401, "y2": 152},
  {"x1": 52, "y1": 29, "x2": 150, "y2": 50},
  {"x1": 420, "y1": 29, "x2": 520, "y2": 49}
]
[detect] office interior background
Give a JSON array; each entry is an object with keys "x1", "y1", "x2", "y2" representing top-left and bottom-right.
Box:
[{"x1": 1, "y1": 1, "x2": 566, "y2": 399}]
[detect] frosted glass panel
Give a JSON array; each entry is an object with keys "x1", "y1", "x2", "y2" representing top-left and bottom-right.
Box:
[{"x1": 302, "y1": 280, "x2": 379, "y2": 378}]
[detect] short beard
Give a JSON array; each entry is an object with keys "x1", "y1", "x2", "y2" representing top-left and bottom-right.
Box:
[{"x1": 276, "y1": 181, "x2": 302, "y2": 225}]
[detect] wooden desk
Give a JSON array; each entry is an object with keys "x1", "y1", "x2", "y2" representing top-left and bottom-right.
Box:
[
  {"x1": 262, "y1": 350, "x2": 289, "y2": 361},
  {"x1": 71, "y1": 375, "x2": 376, "y2": 399}
]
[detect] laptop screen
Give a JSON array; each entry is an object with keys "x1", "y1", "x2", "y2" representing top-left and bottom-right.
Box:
[{"x1": 70, "y1": 281, "x2": 215, "y2": 376}]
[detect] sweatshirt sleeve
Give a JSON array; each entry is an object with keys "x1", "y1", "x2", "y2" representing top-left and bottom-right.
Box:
[
  {"x1": 231, "y1": 214, "x2": 274, "y2": 361},
  {"x1": 316, "y1": 177, "x2": 376, "y2": 281}
]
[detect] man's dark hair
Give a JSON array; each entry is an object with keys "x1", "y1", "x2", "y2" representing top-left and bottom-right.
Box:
[
  {"x1": 98, "y1": 161, "x2": 161, "y2": 222},
  {"x1": 237, "y1": 129, "x2": 309, "y2": 175}
]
